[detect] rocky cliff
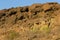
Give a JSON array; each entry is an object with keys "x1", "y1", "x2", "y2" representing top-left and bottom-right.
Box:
[{"x1": 0, "y1": 2, "x2": 60, "y2": 40}]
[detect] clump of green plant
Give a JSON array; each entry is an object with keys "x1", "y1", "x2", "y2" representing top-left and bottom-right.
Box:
[
  {"x1": 30, "y1": 23, "x2": 50, "y2": 33},
  {"x1": 6, "y1": 30, "x2": 20, "y2": 40},
  {"x1": 40, "y1": 25, "x2": 50, "y2": 33}
]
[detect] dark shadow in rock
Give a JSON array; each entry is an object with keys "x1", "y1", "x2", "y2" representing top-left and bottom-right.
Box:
[
  {"x1": 9, "y1": 11, "x2": 17, "y2": 16},
  {"x1": 44, "y1": 7, "x2": 53, "y2": 13},
  {"x1": 0, "y1": 13, "x2": 6, "y2": 18},
  {"x1": 47, "y1": 2, "x2": 58, "y2": 5},
  {"x1": 35, "y1": 22, "x2": 40, "y2": 25},
  {"x1": 18, "y1": 16, "x2": 25, "y2": 20},
  {"x1": 20, "y1": 7, "x2": 29, "y2": 12}
]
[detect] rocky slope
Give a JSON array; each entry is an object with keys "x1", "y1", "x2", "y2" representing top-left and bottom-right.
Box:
[{"x1": 0, "y1": 2, "x2": 60, "y2": 40}]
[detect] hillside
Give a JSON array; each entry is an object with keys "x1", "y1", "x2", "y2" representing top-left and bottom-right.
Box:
[{"x1": 0, "y1": 2, "x2": 60, "y2": 40}]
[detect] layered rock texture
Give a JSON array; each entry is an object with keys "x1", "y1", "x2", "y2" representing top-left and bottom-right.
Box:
[{"x1": 0, "y1": 2, "x2": 60, "y2": 40}]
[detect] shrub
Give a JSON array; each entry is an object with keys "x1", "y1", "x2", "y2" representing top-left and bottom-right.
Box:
[
  {"x1": 6, "y1": 30, "x2": 20, "y2": 40},
  {"x1": 30, "y1": 23, "x2": 50, "y2": 33},
  {"x1": 40, "y1": 25, "x2": 50, "y2": 33}
]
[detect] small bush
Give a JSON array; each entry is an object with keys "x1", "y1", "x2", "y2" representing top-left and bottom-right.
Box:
[
  {"x1": 30, "y1": 23, "x2": 50, "y2": 33},
  {"x1": 40, "y1": 25, "x2": 50, "y2": 33},
  {"x1": 6, "y1": 30, "x2": 20, "y2": 40}
]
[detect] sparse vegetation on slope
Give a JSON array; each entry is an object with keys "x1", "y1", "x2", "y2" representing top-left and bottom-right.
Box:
[{"x1": 0, "y1": 2, "x2": 60, "y2": 40}]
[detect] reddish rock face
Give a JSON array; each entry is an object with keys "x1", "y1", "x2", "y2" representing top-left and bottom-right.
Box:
[{"x1": 0, "y1": 2, "x2": 60, "y2": 40}]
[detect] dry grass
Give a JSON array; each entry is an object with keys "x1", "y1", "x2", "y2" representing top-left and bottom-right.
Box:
[{"x1": 5, "y1": 30, "x2": 20, "y2": 40}]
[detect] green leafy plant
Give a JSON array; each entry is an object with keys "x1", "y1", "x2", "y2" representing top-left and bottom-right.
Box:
[
  {"x1": 30, "y1": 23, "x2": 50, "y2": 33},
  {"x1": 6, "y1": 30, "x2": 20, "y2": 40},
  {"x1": 40, "y1": 25, "x2": 50, "y2": 33}
]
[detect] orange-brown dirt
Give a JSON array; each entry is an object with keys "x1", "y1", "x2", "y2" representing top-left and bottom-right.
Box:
[{"x1": 0, "y1": 2, "x2": 60, "y2": 40}]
